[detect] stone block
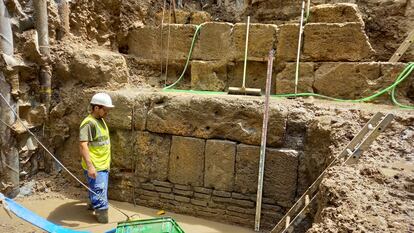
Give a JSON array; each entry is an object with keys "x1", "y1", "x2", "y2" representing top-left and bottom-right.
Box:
[
  {"x1": 133, "y1": 94, "x2": 151, "y2": 131},
  {"x1": 173, "y1": 189, "x2": 194, "y2": 197},
  {"x1": 212, "y1": 196, "x2": 232, "y2": 204},
  {"x1": 234, "y1": 144, "x2": 259, "y2": 194},
  {"x1": 193, "y1": 22, "x2": 234, "y2": 61},
  {"x1": 155, "y1": 186, "x2": 172, "y2": 193},
  {"x1": 275, "y1": 62, "x2": 315, "y2": 94},
  {"x1": 153, "y1": 180, "x2": 173, "y2": 188},
  {"x1": 69, "y1": 48, "x2": 129, "y2": 85},
  {"x1": 146, "y1": 94, "x2": 288, "y2": 147},
  {"x1": 191, "y1": 61, "x2": 227, "y2": 91},
  {"x1": 314, "y1": 62, "x2": 381, "y2": 99},
  {"x1": 231, "y1": 192, "x2": 250, "y2": 200},
  {"x1": 194, "y1": 192, "x2": 211, "y2": 200},
  {"x1": 308, "y1": 3, "x2": 364, "y2": 24},
  {"x1": 212, "y1": 190, "x2": 232, "y2": 198},
  {"x1": 128, "y1": 25, "x2": 197, "y2": 61},
  {"x1": 233, "y1": 23, "x2": 278, "y2": 61},
  {"x1": 110, "y1": 130, "x2": 134, "y2": 170},
  {"x1": 194, "y1": 187, "x2": 212, "y2": 194},
  {"x1": 378, "y1": 63, "x2": 409, "y2": 103},
  {"x1": 137, "y1": 189, "x2": 159, "y2": 197},
  {"x1": 263, "y1": 148, "x2": 299, "y2": 207},
  {"x1": 303, "y1": 23, "x2": 375, "y2": 61},
  {"x1": 230, "y1": 199, "x2": 255, "y2": 208},
  {"x1": 135, "y1": 131, "x2": 171, "y2": 181},
  {"x1": 208, "y1": 201, "x2": 226, "y2": 210},
  {"x1": 191, "y1": 199, "x2": 208, "y2": 207},
  {"x1": 175, "y1": 195, "x2": 190, "y2": 203},
  {"x1": 174, "y1": 184, "x2": 192, "y2": 190},
  {"x1": 168, "y1": 136, "x2": 205, "y2": 186},
  {"x1": 227, "y1": 61, "x2": 277, "y2": 94},
  {"x1": 276, "y1": 24, "x2": 300, "y2": 62},
  {"x1": 234, "y1": 144, "x2": 298, "y2": 202},
  {"x1": 160, "y1": 193, "x2": 175, "y2": 200},
  {"x1": 105, "y1": 92, "x2": 133, "y2": 130},
  {"x1": 127, "y1": 27, "x2": 158, "y2": 60},
  {"x1": 141, "y1": 183, "x2": 155, "y2": 191},
  {"x1": 205, "y1": 140, "x2": 236, "y2": 191}
]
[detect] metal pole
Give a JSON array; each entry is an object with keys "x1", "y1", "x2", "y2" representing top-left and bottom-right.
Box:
[
  {"x1": 56, "y1": 0, "x2": 70, "y2": 40},
  {"x1": 34, "y1": 0, "x2": 51, "y2": 111},
  {"x1": 0, "y1": 0, "x2": 19, "y2": 198},
  {"x1": 294, "y1": 0, "x2": 306, "y2": 95},
  {"x1": 254, "y1": 49, "x2": 274, "y2": 231},
  {"x1": 242, "y1": 16, "x2": 251, "y2": 89}
]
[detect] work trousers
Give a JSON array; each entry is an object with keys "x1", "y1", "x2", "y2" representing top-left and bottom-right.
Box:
[{"x1": 84, "y1": 170, "x2": 109, "y2": 210}]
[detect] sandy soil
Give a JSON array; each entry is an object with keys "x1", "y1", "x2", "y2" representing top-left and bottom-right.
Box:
[{"x1": 0, "y1": 195, "x2": 255, "y2": 233}]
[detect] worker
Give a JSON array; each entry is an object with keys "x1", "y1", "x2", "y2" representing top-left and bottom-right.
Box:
[{"x1": 79, "y1": 93, "x2": 114, "y2": 223}]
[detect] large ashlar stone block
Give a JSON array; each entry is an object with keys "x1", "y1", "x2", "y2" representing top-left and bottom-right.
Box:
[
  {"x1": 169, "y1": 136, "x2": 205, "y2": 186},
  {"x1": 136, "y1": 131, "x2": 171, "y2": 181},
  {"x1": 70, "y1": 48, "x2": 129, "y2": 85},
  {"x1": 276, "y1": 24, "x2": 299, "y2": 62},
  {"x1": 308, "y1": 3, "x2": 364, "y2": 24},
  {"x1": 193, "y1": 22, "x2": 233, "y2": 61},
  {"x1": 191, "y1": 61, "x2": 227, "y2": 91},
  {"x1": 276, "y1": 62, "x2": 314, "y2": 94},
  {"x1": 146, "y1": 94, "x2": 287, "y2": 147},
  {"x1": 263, "y1": 148, "x2": 299, "y2": 207},
  {"x1": 233, "y1": 23, "x2": 278, "y2": 61},
  {"x1": 127, "y1": 27, "x2": 158, "y2": 60},
  {"x1": 234, "y1": 144, "x2": 299, "y2": 205},
  {"x1": 227, "y1": 61, "x2": 277, "y2": 94},
  {"x1": 314, "y1": 62, "x2": 380, "y2": 99},
  {"x1": 106, "y1": 91, "x2": 134, "y2": 130},
  {"x1": 234, "y1": 144, "x2": 259, "y2": 194},
  {"x1": 303, "y1": 23, "x2": 375, "y2": 61},
  {"x1": 379, "y1": 63, "x2": 412, "y2": 103},
  {"x1": 205, "y1": 140, "x2": 236, "y2": 191},
  {"x1": 128, "y1": 25, "x2": 197, "y2": 61},
  {"x1": 111, "y1": 130, "x2": 134, "y2": 170}
]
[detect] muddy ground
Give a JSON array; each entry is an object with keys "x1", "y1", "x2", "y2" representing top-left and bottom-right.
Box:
[{"x1": 0, "y1": 172, "x2": 255, "y2": 233}]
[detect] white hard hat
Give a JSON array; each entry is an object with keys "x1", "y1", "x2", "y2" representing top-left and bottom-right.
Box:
[{"x1": 90, "y1": 93, "x2": 115, "y2": 108}]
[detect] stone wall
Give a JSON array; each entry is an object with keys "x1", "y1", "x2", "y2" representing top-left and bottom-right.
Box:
[
  {"x1": 52, "y1": 90, "x2": 353, "y2": 229},
  {"x1": 124, "y1": 4, "x2": 413, "y2": 106}
]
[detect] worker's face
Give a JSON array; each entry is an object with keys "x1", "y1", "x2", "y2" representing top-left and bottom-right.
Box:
[{"x1": 94, "y1": 106, "x2": 110, "y2": 118}]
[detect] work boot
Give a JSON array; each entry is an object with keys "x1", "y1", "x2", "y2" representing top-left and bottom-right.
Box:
[{"x1": 96, "y1": 209, "x2": 108, "y2": 223}]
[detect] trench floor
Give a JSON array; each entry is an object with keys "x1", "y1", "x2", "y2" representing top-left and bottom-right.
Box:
[{"x1": 0, "y1": 197, "x2": 255, "y2": 233}]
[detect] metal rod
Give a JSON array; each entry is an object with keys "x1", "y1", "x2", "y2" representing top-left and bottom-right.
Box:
[
  {"x1": 0, "y1": 0, "x2": 19, "y2": 198},
  {"x1": 242, "y1": 16, "x2": 250, "y2": 89},
  {"x1": 294, "y1": 0, "x2": 306, "y2": 95},
  {"x1": 34, "y1": 0, "x2": 51, "y2": 111},
  {"x1": 254, "y1": 49, "x2": 274, "y2": 231}
]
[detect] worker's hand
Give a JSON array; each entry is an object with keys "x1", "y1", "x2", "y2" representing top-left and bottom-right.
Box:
[{"x1": 87, "y1": 166, "x2": 97, "y2": 179}]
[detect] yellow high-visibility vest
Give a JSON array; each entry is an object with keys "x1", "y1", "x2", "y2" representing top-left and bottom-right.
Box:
[{"x1": 80, "y1": 115, "x2": 111, "y2": 171}]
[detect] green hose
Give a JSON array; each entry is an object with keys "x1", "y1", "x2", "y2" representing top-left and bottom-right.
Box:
[
  {"x1": 163, "y1": 24, "x2": 202, "y2": 90},
  {"x1": 161, "y1": 22, "x2": 414, "y2": 109}
]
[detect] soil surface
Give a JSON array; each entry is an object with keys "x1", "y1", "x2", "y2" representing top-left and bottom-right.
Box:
[{"x1": 0, "y1": 173, "x2": 254, "y2": 233}]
